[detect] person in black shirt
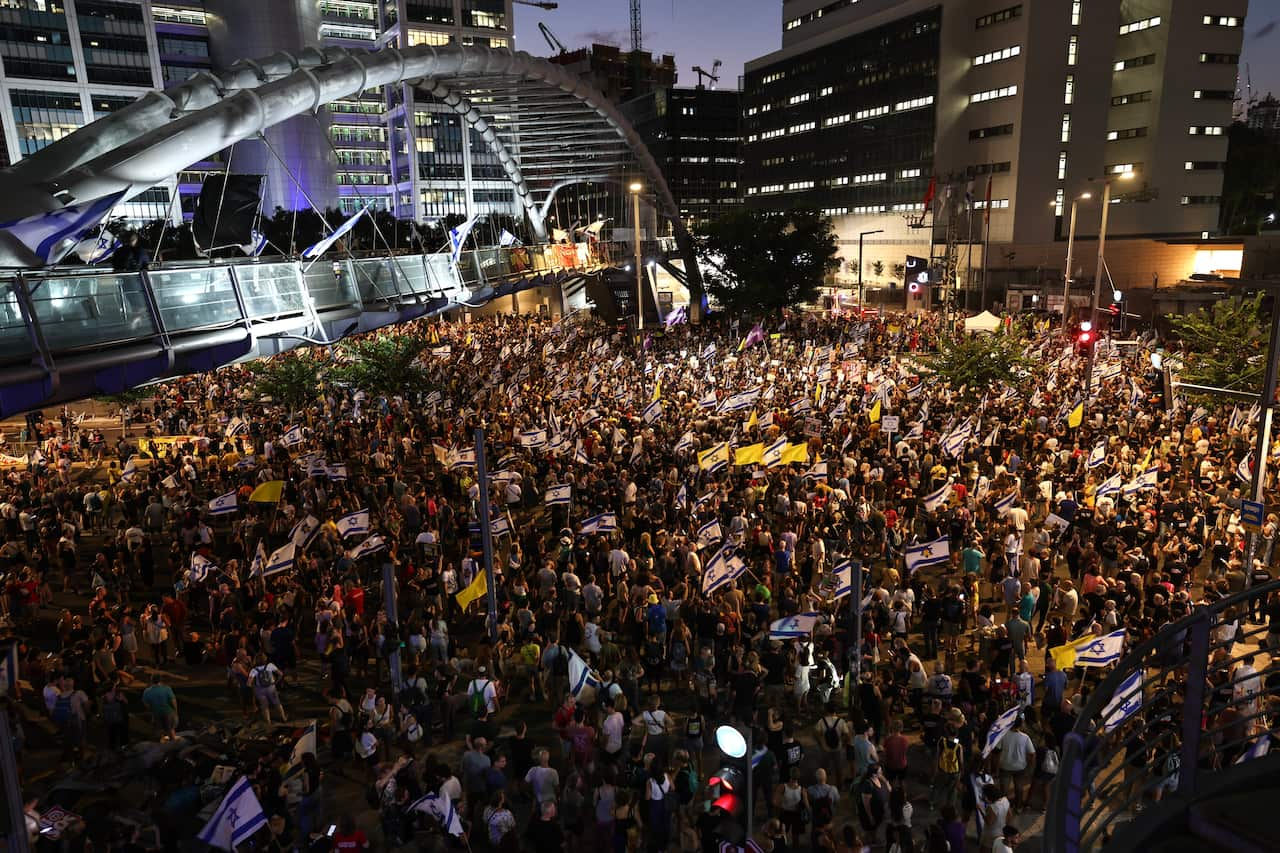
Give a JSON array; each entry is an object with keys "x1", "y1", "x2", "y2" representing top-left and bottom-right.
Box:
[{"x1": 525, "y1": 801, "x2": 564, "y2": 853}]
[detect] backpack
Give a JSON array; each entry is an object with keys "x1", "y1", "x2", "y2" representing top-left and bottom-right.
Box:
[
  {"x1": 52, "y1": 693, "x2": 73, "y2": 725},
  {"x1": 675, "y1": 766, "x2": 698, "y2": 805},
  {"x1": 821, "y1": 718, "x2": 842, "y2": 750},
  {"x1": 470, "y1": 680, "x2": 489, "y2": 717},
  {"x1": 1042, "y1": 748, "x2": 1060, "y2": 776},
  {"x1": 938, "y1": 739, "x2": 962, "y2": 775},
  {"x1": 252, "y1": 666, "x2": 274, "y2": 688},
  {"x1": 811, "y1": 791, "x2": 834, "y2": 828}
]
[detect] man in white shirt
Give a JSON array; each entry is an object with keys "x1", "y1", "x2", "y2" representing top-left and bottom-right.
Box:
[
  {"x1": 467, "y1": 667, "x2": 499, "y2": 715},
  {"x1": 996, "y1": 717, "x2": 1036, "y2": 808},
  {"x1": 249, "y1": 655, "x2": 287, "y2": 724}
]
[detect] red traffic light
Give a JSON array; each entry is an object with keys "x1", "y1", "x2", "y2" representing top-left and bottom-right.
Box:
[
  {"x1": 908, "y1": 282, "x2": 921, "y2": 294},
  {"x1": 1108, "y1": 303, "x2": 1120, "y2": 316},
  {"x1": 1078, "y1": 330, "x2": 1093, "y2": 346}
]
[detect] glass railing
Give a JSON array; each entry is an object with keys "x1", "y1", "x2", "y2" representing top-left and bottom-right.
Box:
[
  {"x1": 23, "y1": 271, "x2": 155, "y2": 350},
  {"x1": 147, "y1": 266, "x2": 241, "y2": 331}
]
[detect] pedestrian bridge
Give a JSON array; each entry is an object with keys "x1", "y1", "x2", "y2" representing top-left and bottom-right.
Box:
[{"x1": 0, "y1": 241, "x2": 655, "y2": 416}]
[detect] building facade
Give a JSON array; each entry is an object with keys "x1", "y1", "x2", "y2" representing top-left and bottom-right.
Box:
[
  {"x1": 742, "y1": 0, "x2": 1248, "y2": 295},
  {"x1": 547, "y1": 43, "x2": 676, "y2": 105},
  {"x1": 622, "y1": 86, "x2": 742, "y2": 231}
]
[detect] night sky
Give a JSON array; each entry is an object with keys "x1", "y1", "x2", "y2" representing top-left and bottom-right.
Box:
[{"x1": 511, "y1": 0, "x2": 1280, "y2": 102}]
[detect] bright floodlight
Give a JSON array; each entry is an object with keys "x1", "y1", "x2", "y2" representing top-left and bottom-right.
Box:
[
  {"x1": 1080, "y1": 192, "x2": 1092, "y2": 200},
  {"x1": 1080, "y1": 320, "x2": 1092, "y2": 332},
  {"x1": 629, "y1": 181, "x2": 644, "y2": 193},
  {"x1": 1118, "y1": 171, "x2": 1135, "y2": 181},
  {"x1": 716, "y1": 725, "x2": 747, "y2": 758}
]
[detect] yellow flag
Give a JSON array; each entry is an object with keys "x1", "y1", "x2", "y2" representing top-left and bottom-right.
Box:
[
  {"x1": 456, "y1": 569, "x2": 488, "y2": 611},
  {"x1": 780, "y1": 442, "x2": 810, "y2": 465},
  {"x1": 698, "y1": 442, "x2": 730, "y2": 471},
  {"x1": 1140, "y1": 445, "x2": 1153, "y2": 468},
  {"x1": 746, "y1": 410, "x2": 758, "y2": 431},
  {"x1": 734, "y1": 443, "x2": 764, "y2": 466},
  {"x1": 1067, "y1": 402, "x2": 1084, "y2": 429},
  {"x1": 1049, "y1": 633, "x2": 1096, "y2": 670},
  {"x1": 248, "y1": 480, "x2": 285, "y2": 503},
  {"x1": 868, "y1": 399, "x2": 882, "y2": 424},
  {"x1": 652, "y1": 380, "x2": 662, "y2": 403}
]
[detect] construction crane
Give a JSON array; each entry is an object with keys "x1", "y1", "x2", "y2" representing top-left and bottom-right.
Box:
[
  {"x1": 692, "y1": 59, "x2": 722, "y2": 90},
  {"x1": 538, "y1": 22, "x2": 567, "y2": 55},
  {"x1": 513, "y1": 0, "x2": 559, "y2": 9},
  {"x1": 629, "y1": 0, "x2": 643, "y2": 94}
]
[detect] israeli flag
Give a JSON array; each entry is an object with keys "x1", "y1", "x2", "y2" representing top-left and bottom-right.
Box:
[
  {"x1": 73, "y1": 229, "x2": 119, "y2": 264},
  {"x1": 719, "y1": 386, "x2": 762, "y2": 413},
  {"x1": 994, "y1": 491, "x2": 1017, "y2": 516},
  {"x1": 702, "y1": 544, "x2": 747, "y2": 595},
  {"x1": 981, "y1": 426, "x2": 999, "y2": 447},
  {"x1": 761, "y1": 437, "x2": 787, "y2": 468},
  {"x1": 790, "y1": 396, "x2": 812, "y2": 415},
  {"x1": 568, "y1": 648, "x2": 602, "y2": 699},
  {"x1": 208, "y1": 491, "x2": 238, "y2": 516},
  {"x1": 1236, "y1": 735, "x2": 1272, "y2": 764},
  {"x1": 1122, "y1": 466, "x2": 1160, "y2": 496},
  {"x1": 1074, "y1": 629, "x2": 1126, "y2": 667},
  {"x1": 518, "y1": 428, "x2": 548, "y2": 449},
  {"x1": 120, "y1": 457, "x2": 139, "y2": 483},
  {"x1": 1237, "y1": 452, "x2": 1253, "y2": 484},
  {"x1": 248, "y1": 541, "x2": 267, "y2": 578},
  {"x1": 1088, "y1": 442, "x2": 1107, "y2": 470},
  {"x1": 448, "y1": 214, "x2": 481, "y2": 265},
  {"x1": 347, "y1": 534, "x2": 387, "y2": 560},
  {"x1": 642, "y1": 399, "x2": 662, "y2": 424},
  {"x1": 545, "y1": 483, "x2": 572, "y2": 507},
  {"x1": 573, "y1": 441, "x2": 589, "y2": 465},
  {"x1": 336, "y1": 508, "x2": 371, "y2": 538},
  {"x1": 905, "y1": 536, "x2": 951, "y2": 574},
  {"x1": 580, "y1": 512, "x2": 618, "y2": 534},
  {"x1": 769, "y1": 612, "x2": 821, "y2": 639},
  {"x1": 981, "y1": 705, "x2": 1022, "y2": 758},
  {"x1": 263, "y1": 541, "x2": 297, "y2": 576},
  {"x1": 197, "y1": 776, "x2": 267, "y2": 850},
  {"x1": 941, "y1": 422, "x2": 972, "y2": 457},
  {"x1": 831, "y1": 559, "x2": 858, "y2": 601},
  {"x1": 490, "y1": 516, "x2": 512, "y2": 538},
  {"x1": 161, "y1": 473, "x2": 180, "y2": 490},
  {"x1": 499, "y1": 228, "x2": 522, "y2": 248},
  {"x1": 286, "y1": 720, "x2": 318, "y2": 778},
  {"x1": 1101, "y1": 669, "x2": 1143, "y2": 732},
  {"x1": 697, "y1": 518, "x2": 724, "y2": 549},
  {"x1": 675, "y1": 431, "x2": 696, "y2": 455},
  {"x1": 410, "y1": 792, "x2": 464, "y2": 837},
  {"x1": 449, "y1": 448, "x2": 477, "y2": 470},
  {"x1": 1228, "y1": 406, "x2": 1244, "y2": 432},
  {"x1": 702, "y1": 342, "x2": 716, "y2": 360},
  {"x1": 327, "y1": 463, "x2": 348, "y2": 481},
  {"x1": 281, "y1": 425, "x2": 305, "y2": 447},
  {"x1": 189, "y1": 552, "x2": 217, "y2": 584},
  {"x1": 301, "y1": 205, "x2": 367, "y2": 260},
  {"x1": 1095, "y1": 472, "x2": 1122, "y2": 499},
  {"x1": 235, "y1": 454, "x2": 257, "y2": 469},
  {"x1": 0, "y1": 190, "x2": 125, "y2": 265},
  {"x1": 698, "y1": 390, "x2": 719, "y2": 408},
  {"x1": 290, "y1": 515, "x2": 321, "y2": 550},
  {"x1": 674, "y1": 483, "x2": 687, "y2": 509},
  {"x1": 923, "y1": 482, "x2": 952, "y2": 513},
  {"x1": 905, "y1": 421, "x2": 924, "y2": 441},
  {"x1": 306, "y1": 457, "x2": 328, "y2": 479},
  {"x1": 694, "y1": 490, "x2": 716, "y2": 512},
  {"x1": 225, "y1": 416, "x2": 250, "y2": 438},
  {"x1": 245, "y1": 229, "x2": 268, "y2": 257}
]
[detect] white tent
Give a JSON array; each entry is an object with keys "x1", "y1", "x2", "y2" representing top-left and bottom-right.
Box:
[{"x1": 963, "y1": 310, "x2": 1003, "y2": 334}]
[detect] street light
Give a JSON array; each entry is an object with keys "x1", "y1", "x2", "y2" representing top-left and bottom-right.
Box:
[
  {"x1": 629, "y1": 181, "x2": 644, "y2": 332},
  {"x1": 1055, "y1": 192, "x2": 1091, "y2": 337},
  {"x1": 858, "y1": 229, "x2": 883, "y2": 314},
  {"x1": 1085, "y1": 171, "x2": 1135, "y2": 389}
]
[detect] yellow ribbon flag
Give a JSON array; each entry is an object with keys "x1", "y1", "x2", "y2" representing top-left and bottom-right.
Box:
[
  {"x1": 868, "y1": 399, "x2": 882, "y2": 424},
  {"x1": 734, "y1": 443, "x2": 764, "y2": 466},
  {"x1": 652, "y1": 380, "x2": 662, "y2": 403},
  {"x1": 456, "y1": 569, "x2": 487, "y2": 611},
  {"x1": 1067, "y1": 402, "x2": 1084, "y2": 429},
  {"x1": 1049, "y1": 633, "x2": 1097, "y2": 670},
  {"x1": 746, "y1": 410, "x2": 758, "y2": 431},
  {"x1": 698, "y1": 442, "x2": 730, "y2": 471},
  {"x1": 779, "y1": 442, "x2": 810, "y2": 465},
  {"x1": 248, "y1": 480, "x2": 285, "y2": 503}
]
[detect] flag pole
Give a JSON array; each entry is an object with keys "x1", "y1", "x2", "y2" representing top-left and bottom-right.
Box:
[{"x1": 474, "y1": 427, "x2": 499, "y2": 643}]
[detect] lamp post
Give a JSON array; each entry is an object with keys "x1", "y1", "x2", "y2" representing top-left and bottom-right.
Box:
[
  {"x1": 1055, "y1": 192, "x2": 1090, "y2": 338},
  {"x1": 629, "y1": 181, "x2": 644, "y2": 332},
  {"x1": 858, "y1": 229, "x2": 883, "y2": 314},
  {"x1": 1084, "y1": 172, "x2": 1134, "y2": 391}
]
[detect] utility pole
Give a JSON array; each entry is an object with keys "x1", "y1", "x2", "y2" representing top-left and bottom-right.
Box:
[
  {"x1": 1246, "y1": 296, "x2": 1280, "y2": 579},
  {"x1": 1059, "y1": 195, "x2": 1089, "y2": 338},
  {"x1": 630, "y1": 181, "x2": 645, "y2": 332},
  {"x1": 858, "y1": 229, "x2": 882, "y2": 314},
  {"x1": 1085, "y1": 173, "x2": 1134, "y2": 391},
  {"x1": 474, "y1": 427, "x2": 499, "y2": 642}
]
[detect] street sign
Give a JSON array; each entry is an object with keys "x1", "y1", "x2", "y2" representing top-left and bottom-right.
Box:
[
  {"x1": 881, "y1": 415, "x2": 900, "y2": 434},
  {"x1": 1241, "y1": 499, "x2": 1265, "y2": 532}
]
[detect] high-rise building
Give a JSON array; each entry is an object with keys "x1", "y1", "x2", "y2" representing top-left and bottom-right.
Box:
[
  {"x1": 548, "y1": 43, "x2": 676, "y2": 105},
  {"x1": 623, "y1": 85, "x2": 742, "y2": 231},
  {"x1": 742, "y1": 0, "x2": 1247, "y2": 285},
  {"x1": 1248, "y1": 94, "x2": 1280, "y2": 143}
]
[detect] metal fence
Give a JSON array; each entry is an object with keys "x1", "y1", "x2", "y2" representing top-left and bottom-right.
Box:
[{"x1": 1046, "y1": 579, "x2": 1280, "y2": 852}]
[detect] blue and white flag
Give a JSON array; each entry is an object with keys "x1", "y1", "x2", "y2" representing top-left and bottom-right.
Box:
[
  {"x1": 327, "y1": 463, "x2": 348, "y2": 481},
  {"x1": 1087, "y1": 442, "x2": 1107, "y2": 470},
  {"x1": 1237, "y1": 452, "x2": 1253, "y2": 484},
  {"x1": 642, "y1": 399, "x2": 662, "y2": 424},
  {"x1": 284, "y1": 720, "x2": 318, "y2": 780},
  {"x1": 120, "y1": 457, "x2": 139, "y2": 483},
  {"x1": 675, "y1": 431, "x2": 696, "y2": 455},
  {"x1": 981, "y1": 705, "x2": 1022, "y2": 758},
  {"x1": 225, "y1": 416, "x2": 250, "y2": 438},
  {"x1": 281, "y1": 425, "x2": 304, "y2": 447},
  {"x1": 235, "y1": 455, "x2": 257, "y2": 469},
  {"x1": 74, "y1": 229, "x2": 119, "y2": 264},
  {"x1": 518, "y1": 428, "x2": 548, "y2": 449},
  {"x1": 769, "y1": 612, "x2": 821, "y2": 639},
  {"x1": 411, "y1": 792, "x2": 464, "y2": 837},
  {"x1": 490, "y1": 516, "x2": 512, "y2": 538},
  {"x1": 831, "y1": 559, "x2": 863, "y2": 602},
  {"x1": 573, "y1": 440, "x2": 589, "y2": 465},
  {"x1": 448, "y1": 214, "x2": 481, "y2": 265},
  {"x1": 336, "y1": 509, "x2": 371, "y2": 539},
  {"x1": 161, "y1": 473, "x2": 180, "y2": 490},
  {"x1": 1190, "y1": 406, "x2": 1208, "y2": 425},
  {"x1": 665, "y1": 306, "x2": 688, "y2": 328},
  {"x1": 698, "y1": 390, "x2": 719, "y2": 408},
  {"x1": 449, "y1": 447, "x2": 477, "y2": 470},
  {"x1": 262, "y1": 541, "x2": 297, "y2": 577},
  {"x1": 245, "y1": 229, "x2": 268, "y2": 257},
  {"x1": 804, "y1": 461, "x2": 828, "y2": 482},
  {"x1": 905, "y1": 421, "x2": 924, "y2": 441},
  {"x1": 702, "y1": 342, "x2": 717, "y2": 360},
  {"x1": 1074, "y1": 629, "x2": 1126, "y2": 667},
  {"x1": 719, "y1": 386, "x2": 762, "y2": 413},
  {"x1": 545, "y1": 484, "x2": 572, "y2": 507},
  {"x1": 697, "y1": 518, "x2": 723, "y2": 549},
  {"x1": 568, "y1": 648, "x2": 602, "y2": 699},
  {"x1": 1096, "y1": 472, "x2": 1122, "y2": 499},
  {"x1": 922, "y1": 482, "x2": 951, "y2": 513},
  {"x1": 347, "y1": 534, "x2": 387, "y2": 561},
  {"x1": 197, "y1": 775, "x2": 266, "y2": 850},
  {"x1": 499, "y1": 228, "x2": 522, "y2": 248},
  {"x1": 248, "y1": 541, "x2": 267, "y2": 578},
  {"x1": 674, "y1": 483, "x2": 687, "y2": 510},
  {"x1": 1228, "y1": 406, "x2": 1244, "y2": 432},
  {"x1": 1236, "y1": 735, "x2": 1272, "y2": 764},
  {"x1": 1101, "y1": 669, "x2": 1143, "y2": 732},
  {"x1": 762, "y1": 437, "x2": 787, "y2": 468},
  {"x1": 1122, "y1": 466, "x2": 1160, "y2": 496},
  {"x1": 0, "y1": 190, "x2": 125, "y2": 265},
  {"x1": 208, "y1": 491, "x2": 238, "y2": 516},
  {"x1": 290, "y1": 515, "x2": 321, "y2": 550},
  {"x1": 905, "y1": 536, "x2": 950, "y2": 573},
  {"x1": 702, "y1": 544, "x2": 747, "y2": 594},
  {"x1": 580, "y1": 512, "x2": 618, "y2": 534},
  {"x1": 994, "y1": 491, "x2": 1017, "y2": 516},
  {"x1": 301, "y1": 205, "x2": 367, "y2": 260},
  {"x1": 941, "y1": 421, "x2": 972, "y2": 457},
  {"x1": 189, "y1": 553, "x2": 217, "y2": 584},
  {"x1": 694, "y1": 490, "x2": 716, "y2": 513}
]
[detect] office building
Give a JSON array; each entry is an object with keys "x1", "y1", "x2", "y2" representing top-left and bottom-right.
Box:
[
  {"x1": 1249, "y1": 94, "x2": 1280, "y2": 143},
  {"x1": 548, "y1": 43, "x2": 676, "y2": 105},
  {"x1": 742, "y1": 0, "x2": 1247, "y2": 296},
  {"x1": 623, "y1": 85, "x2": 742, "y2": 231}
]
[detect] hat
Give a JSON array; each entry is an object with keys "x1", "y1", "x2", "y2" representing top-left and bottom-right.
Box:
[
  {"x1": 947, "y1": 708, "x2": 966, "y2": 725},
  {"x1": 648, "y1": 593, "x2": 659, "y2": 604},
  {"x1": 478, "y1": 665, "x2": 487, "y2": 674}
]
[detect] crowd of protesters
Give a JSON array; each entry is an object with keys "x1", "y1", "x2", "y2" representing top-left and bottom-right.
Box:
[{"x1": 2, "y1": 305, "x2": 1279, "y2": 853}]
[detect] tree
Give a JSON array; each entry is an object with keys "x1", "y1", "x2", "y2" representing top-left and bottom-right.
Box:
[
  {"x1": 328, "y1": 333, "x2": 432, "y2": 398},
  {"x1": 247, "y1": 350, "x2": 325, "y2": 412},
  {"x1": 927, "y1": 331, "x2": 1038, "y2": 399},
  {"x1": 695, "y1": 208, "x2": 839, "y2": 315},
  {"x1": 871, "y1": 260, "x2": 885, "y2": 278},
  {"x1": 1167, "y1": 293, "x2": 1266, "y2": 394}
]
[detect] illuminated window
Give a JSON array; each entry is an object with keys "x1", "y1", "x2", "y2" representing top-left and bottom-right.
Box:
[
  {"x1": 1058, "y1": 151, "x2": 1067, "y2": 180},
  {"x1": 855, "y1": 104, "x2": 890, "y2": 120},
  {"x1": 894, "y1": 95, "x2": 934, "y2": 111},
  {"x1": 1119, "y1": 16, "x2": 1161, "y2": 35},
  {"x1": 1188, "y1": 125, "x2": 1226, "y2": 135},
  {"x1": 970, "y1": 86, "x2": 1018, "y2": 103},
  {"x1": 1203, "y1": 15, "x2": 1241, "y2": 27},
  {"x1": 1064, "y1": 75, "x2": 1074, "y2": 104},
  {"x1": 1071, "y1": 1, "x2": 1081, "y2": 26},
  {"x1": 1061, "y1": 113, "x2": 1071, "y2": 142},
  {"x1": 788, "y1": 92, "x2": 810, "y2": 105},
  {"x1": 1067, "y1": 35, "x2": 1078, "y2": 66},
  {"x1": 408, "y1": 30, "x2": 451, "y2": 47},
  {"x1": 973, "y1": 45, "x2": 1021, "y2": 66}
]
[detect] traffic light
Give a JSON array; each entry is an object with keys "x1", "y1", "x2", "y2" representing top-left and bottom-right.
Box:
[
  {"x1": 1108, "y1": 303, "x2": 1120, "y2": 317},
  {"x1": 707, "y1": 766, "x2": 747, "y2": 843},
  {"x1": 1078, "y1": 329, "x2": 1093, "y2": 346}
]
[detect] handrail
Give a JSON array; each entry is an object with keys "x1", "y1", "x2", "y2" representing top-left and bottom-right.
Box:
[{"x1": 1046, "y1": 578, "x2": 1280, "y2": 852}]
